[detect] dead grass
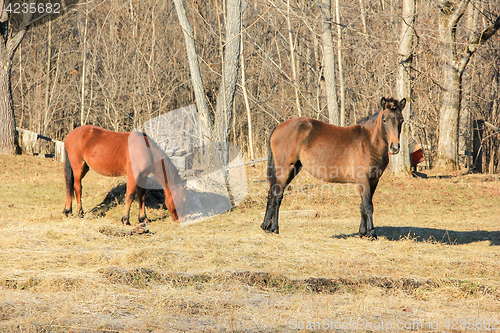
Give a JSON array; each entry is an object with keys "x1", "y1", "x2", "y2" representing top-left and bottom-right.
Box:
[{"x1": 0, "y1": 155, "x2": 499, "y2": 332}]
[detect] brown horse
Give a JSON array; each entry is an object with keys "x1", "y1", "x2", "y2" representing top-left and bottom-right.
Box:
[
  {"x1": 63, "y1": 125, "x2": 186, "y2": 225},
  {"x1": 261, "y1": 97, "x2": 406, "y2": 238}
]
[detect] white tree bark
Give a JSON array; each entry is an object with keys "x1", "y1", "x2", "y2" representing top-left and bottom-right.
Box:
[
  {"x1": 320, "y1": 0, "x2": 340, "y2": 125},
  {"x1": 286, "y1": 0, "x2": 302, "y2": 117},
  {"x1": 213, "y1": 0, "x2": 241, "y2": 143},
  {"x1": 240, "y1": 30, "x2": 254, "y2": 160},
  {"x1": 358, "y1": 0, "x2": 368, "y2": 36},
  {"x1": 80, "y1": 3, "x2": 88, "y2": 126},
  {"x1": 335, "y1": 0, "x2": 346, "y2": 126},
  {"x1": 173, "y1": 0, "x2": 212, "y2": 140},
  {"x1": 390, "y1": 0, "x2": 415, "y2": 176}
]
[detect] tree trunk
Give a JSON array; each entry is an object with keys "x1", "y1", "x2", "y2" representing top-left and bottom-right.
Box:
[
  {"x1": 286, "y1": 0, "x2": 302, "y2": 117},
  {"x1": 391, "y1": 0, "x2": 415, "y2": 176},
  {"x1": 0, "y1": 56, "x2": 16, "y2": 154},
  {"x1": 320, "y1": 0, "x2": 340, "y2": 125},
  {"x1": 435, "y1": 0, "x2": 500, "y2": 170},
  {"x1": 335, "y1": 0, "x2": 346, "y2": 126},
  {"x1": 80, "y1": 3, "x2": 88, "y2": 126},
  {"x1": 437, "y1": 59, "x2": 462, "y2": 170},
  {"x1": 358, "y1": 0, "x2": 368, "y2": 35},
  {"x1": 213, "y1": 0, "x2": 241, "y2": 143},
  {"x1": 0, "y1": 0, "x2": 36, "y2": 155},
  {"x1": 240, "y1": 28, "x2": 254, "y2": 160},
  {"x1": 173, "y1": 0, "x2": 212, "y2": 140},
  {"x1": 435, "y1": 1, "x2": 466, "y2": 170}
]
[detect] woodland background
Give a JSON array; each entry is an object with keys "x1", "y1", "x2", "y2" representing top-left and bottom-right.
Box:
[{"x1": 9, "y1": 0, "x2": 500, "y2": 172}]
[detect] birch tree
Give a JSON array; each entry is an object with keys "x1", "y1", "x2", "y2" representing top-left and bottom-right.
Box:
[{"x1": 435, "y1": 0, "x2": 500, "y2": 169}]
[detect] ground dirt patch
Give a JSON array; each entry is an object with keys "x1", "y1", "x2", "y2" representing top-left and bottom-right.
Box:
[{"x1": 0, "y1": 155, "x2": 499, "y2": 332}]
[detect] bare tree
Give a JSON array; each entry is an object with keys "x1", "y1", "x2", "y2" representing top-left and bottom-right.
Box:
[
  {"x1": 435, "y1": 0, "x2": 500, "y2": 169},
  {"x1": 0, "y1": 0, "x2": 36, "y2": 155},
  {"x1": 390, "y1": 0, "x2": 415, "y2": 176}
]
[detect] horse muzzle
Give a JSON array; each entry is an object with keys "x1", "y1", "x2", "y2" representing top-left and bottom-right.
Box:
[{"x1": 389, "y1": 143, "x2": 400, "y2": 155}]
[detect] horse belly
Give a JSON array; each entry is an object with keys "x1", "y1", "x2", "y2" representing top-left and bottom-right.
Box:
[
  {"x1": 83, "y1": 147, "x2": 128, "y2": 177},
  {"x1": 304, "y1": 163, "x2": 356, "y2": 183}
]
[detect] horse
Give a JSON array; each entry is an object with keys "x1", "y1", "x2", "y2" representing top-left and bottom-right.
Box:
[
  {"x1": 261, "y1": 97, "x2": 406, "y2": 239},
  {"x1": 62, "y1": 125, "x2": 186, "y2": 225}
]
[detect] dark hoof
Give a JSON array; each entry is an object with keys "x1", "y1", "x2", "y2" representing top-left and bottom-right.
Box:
[
  {"x1": 261, "y1": 223, "x2": 279, "y2": 234},
  {"x1": 121, "y1": 217, "x2": 131, "y2": 225},
  {"x1": 366, "y1": 229, "x2": 377, "y2": 240},
  {"x1": 77, "y1": 209, "x2": 84, "y2": 218},
  {"x1": 359, "y1": 229, "x2": 377, "y2": 240},
  {"x1": 138, "y1": 216, "x2": 149, "y2": 224},
  {"x1": 62, "y1": 208, "x2": 72, "y2": 217}
]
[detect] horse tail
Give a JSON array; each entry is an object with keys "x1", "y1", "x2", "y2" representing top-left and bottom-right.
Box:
[
  {"x1": 64, "y1": 147, "x2": 74, "y2": 195},
  {"x1": 266, "y1": 126, "x2": 278, "y2": 187}
]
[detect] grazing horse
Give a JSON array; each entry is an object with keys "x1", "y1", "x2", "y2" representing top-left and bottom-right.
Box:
[
  {"x1": 63, "y1": 125, "x2": 186, "y2": 225},
  {"x1": 261, "y1": 97, "x2": 406, "y2": 238}
]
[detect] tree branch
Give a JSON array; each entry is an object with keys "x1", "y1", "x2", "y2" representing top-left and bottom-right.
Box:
[
  {"x1": 458, "y1": 14, "x2": 500, "y2": 74},
  {"x1": 7, "y1": 0, "x2": 37, "y2": 58}
]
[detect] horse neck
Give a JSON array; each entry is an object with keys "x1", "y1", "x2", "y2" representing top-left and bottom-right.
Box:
[{"x1": 364, "y1": 114, "x2": 389, "y2": 157}]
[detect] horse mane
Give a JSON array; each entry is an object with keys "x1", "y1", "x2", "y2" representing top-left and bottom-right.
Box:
[
  {"x1": 357, "y1": 112, "x2": 379, "y2": 126},
  {"x1": 356, "y1": 97, "x2": 401, "y2": 126},
  {"x1": 141, "y1": 133, "x2": 185, "y2": 187}
]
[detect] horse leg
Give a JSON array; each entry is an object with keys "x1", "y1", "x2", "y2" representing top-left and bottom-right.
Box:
[
  {"x1": 137, "y1": 186, "x2": 148, "y2": 224},
  {"x1": 74, "y1": 162, "x2": 89, "y2": 218},
  {"x1": 365, "y1": 181, "x2": 379, "y2": 238},
  {"x1": 358, "y1": 201, "x2": 368, "y2": 237},
  {"x1": 357, "y1": 179, "x2": 377, "y2": 239},
  {"x1": 261, "y1": 182, "x2": 286, "y2": 234},
  {"x1": 122, "y1": 174, "x2": 137, "y2": 225},
  {"x1": 262, "y1": 161, "x2": 302, "y2": 234},
  {"x1": 163, "y1": 183, "x2": 179, "y2": 221},
  {"x1": 63, "y1": 149, "x2": 74, "y2": 216}
]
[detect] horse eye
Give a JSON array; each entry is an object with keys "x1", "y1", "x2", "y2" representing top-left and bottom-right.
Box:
[{"x1": 383, "y1": 119, "x2": 387, "y2": 123}]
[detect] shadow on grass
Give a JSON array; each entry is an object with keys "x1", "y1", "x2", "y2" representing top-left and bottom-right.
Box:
[
  {"x1": 89, "y1": 183, "x2": 166, "y2": 218},
  {"x1": 89, "y1": 183, "x2": 232, "y2": 225},
  {"x1": 333, "y1": 226, "x2": 500, "y2": 246}
]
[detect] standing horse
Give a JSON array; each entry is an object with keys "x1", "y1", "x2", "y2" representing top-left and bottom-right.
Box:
[
  {"x1": 63, "y1": 125, "x2": 186, "y2": 225},
  {"x1": 261, "y1": 97, "x2": 406, "y2": 238}
]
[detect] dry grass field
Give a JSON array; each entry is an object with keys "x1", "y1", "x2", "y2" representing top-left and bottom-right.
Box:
[{"x1": 1, "y1": 155, "x2": 500, "y2": 332}]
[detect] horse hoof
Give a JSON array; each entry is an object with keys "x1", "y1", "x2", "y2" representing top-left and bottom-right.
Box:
[
  {"x1": 261, "y1": 222, "x2": 279, "y2": 234},
  {"x1": 138, "y1": 216, "x2": 149, "y2": 224},
  {"x1": 62, "y1": 208, "x2": 72, "y2": 217},
  {"x1": 366, "y1": 229, "x2": 377, "y2": 240},
  {"x1": 121, "y1": 217, "x2": 131, "y2": 225}
]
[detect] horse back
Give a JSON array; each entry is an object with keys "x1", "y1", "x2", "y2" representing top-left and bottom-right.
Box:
[
  {"x1": 65, "y1": 125, "x2": 131, "y2": 177},
  {"x1": 272, "y1": 117, "x2": 375, "y2": 183}
]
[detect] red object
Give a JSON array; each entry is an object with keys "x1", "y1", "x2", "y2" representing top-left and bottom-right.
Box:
[
  {"x1": 410, "y1": 148, "x2": 424, "y2": 167},
  {"x1": 387, "y1": 139, "x2": 424, "y2": 167}
]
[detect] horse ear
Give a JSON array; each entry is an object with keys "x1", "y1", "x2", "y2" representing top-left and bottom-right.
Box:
[
  {"x1": 380, "y1": 97, "x2": 386, "y2": 109},
  {"x1": 399, "y1": 98, "x2": 406, "y2": 110}
]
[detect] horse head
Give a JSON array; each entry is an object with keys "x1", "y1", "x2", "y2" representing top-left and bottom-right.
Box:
[{"x1": 380, "y1": 97, "x2": 405, "y2": 154}]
